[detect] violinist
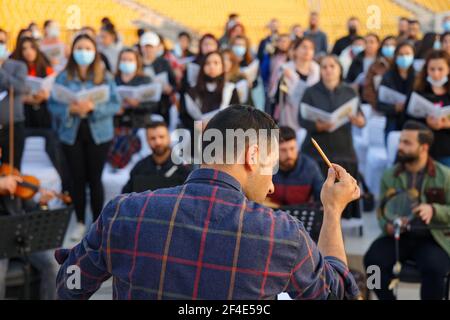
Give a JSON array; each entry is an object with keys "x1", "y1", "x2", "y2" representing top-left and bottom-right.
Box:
[{"x1": 0, "y1": 148, "x2": 59, "y2": 300}]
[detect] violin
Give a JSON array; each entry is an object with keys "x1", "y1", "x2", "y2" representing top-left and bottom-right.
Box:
[{"x1": 0, "y1": 163, "x2": 72, "y2": 204}]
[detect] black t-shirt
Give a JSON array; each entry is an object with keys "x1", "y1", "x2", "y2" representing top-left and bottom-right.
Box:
[{"x1": 406, "y1": 88, "x2": 450, "y2": 159}]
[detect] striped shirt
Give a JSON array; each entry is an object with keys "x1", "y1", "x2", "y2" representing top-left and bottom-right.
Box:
[{"x1": 55, "y1": 168, "x2": 359, "y2": 300}]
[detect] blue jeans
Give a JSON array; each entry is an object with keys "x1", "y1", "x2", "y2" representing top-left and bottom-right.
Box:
[
  {"x1": 0, "y1": 250, "x2": 58, "y2": 300},
  {"x1": 436, "y1": 156, "x2": 450, "y2": 168}
]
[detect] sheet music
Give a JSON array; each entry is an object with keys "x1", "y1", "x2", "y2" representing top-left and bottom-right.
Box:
[
  {"x1": 186, "y1": 63, "x2": 200, "y2": 87},
  {"x1": 378, "y1": 85, "x2": 407, "y2": 105},
  {"x1": 26, "y1": 74, "x2": 56, "y2": 94},
  {"x1": 301, "y1": 96, "x2": 359, "y2": 132},
  {"x1": 178, "y1": 56, "x2": 195, "y2": 65},
  {"x1": 52, "y1": 84, "x2": 110, "y2": 104},
  {"x1": 117, "y1": 83, "x2": 163, "y2": 103},
  {"x1": 407, "y1": 92, "x2": 450, "y2": 118},
  {"x1": 240, "y1": 59, "x2": 259, "y2": 83}
]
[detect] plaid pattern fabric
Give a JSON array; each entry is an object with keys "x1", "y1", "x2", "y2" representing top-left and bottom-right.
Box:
[
  {"x1": 107, "y1": 127, "x2": 142, "y2": 169},
  {"x1": 55, "y1": 168, "x2": 359, "y2": 300}
]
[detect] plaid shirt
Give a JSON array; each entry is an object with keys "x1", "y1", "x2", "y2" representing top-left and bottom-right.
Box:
[{"x1": 55, "y1": 168, "x2": 359, "y2": 300}]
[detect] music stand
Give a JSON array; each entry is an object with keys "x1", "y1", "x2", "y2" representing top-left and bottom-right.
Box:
[
  {"x1": 281, "y1": 203, "x2": 323, "y2": 242},
  {"x1": 0, "y1": 206, "x2": 72, "y2": 299}
]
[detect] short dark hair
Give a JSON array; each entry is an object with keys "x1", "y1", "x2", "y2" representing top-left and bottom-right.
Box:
[
  {"x1": 145, "y1": 121, "x2": 168, "y2": 130},
  {"x1": 402, "y1": 120, "x2": 434, "y2": 146},
  {"x1": 279, "y1": 126, "x2": 297, "y2": 143},
  {"x1": 178, "y1": 31, "x2": 191, "y2": 41},
  {"x1": 203, "y1": 105, "x2": 279, "y2": 161}
]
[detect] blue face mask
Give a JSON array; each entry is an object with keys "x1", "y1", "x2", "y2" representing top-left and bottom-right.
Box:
[
  {"x1": 433, "y1": 40, "x2": 442, "y2": 50},
  {"x1": 444, "y1": 21, "x2": 450, "y2": 32},
  {"x1": 351, "y1": 45, "x2": 364, "y2": 56},
  {"x1": 232, "y1": 45, "x2": 246, "y2": 58},
  {"x1": 381, "y1": 45, "x2": 395, "y2": 58},
  {"x1": 73, "y1": 49, "x2": 95, "y2": 66},
  {"x1": 0, "y1": 44, "x2": 8, "y2": 60},
  {"x1": 427, "y1": 75, "x2": 448, "y2": 87},
  {"x1": 119, "y1": 61, "x2": 137, "y2": 74},
  {"x1": 396, "y1": 55, "x2": 414, "y2": 69}
]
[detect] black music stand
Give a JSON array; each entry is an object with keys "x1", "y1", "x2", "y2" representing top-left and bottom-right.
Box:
[
  {"x1": 0, "y1": 207, "x2": 72, "y2": 299},
  {"x1": 281, "y1": 203, "x2": 323, "y2": 242}
]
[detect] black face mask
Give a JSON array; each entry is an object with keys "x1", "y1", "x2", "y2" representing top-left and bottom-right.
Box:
[
  {"x1": 204, "y1": 74, "x2": 224, "y2": 83},
  {"x1": 348, "y1": 26, "x2": 357, "y2": 35}
]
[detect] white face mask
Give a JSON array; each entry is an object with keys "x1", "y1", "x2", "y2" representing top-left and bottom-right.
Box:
[{"x1": 427, "y1": 75, "x2": 448, "y2": 87}]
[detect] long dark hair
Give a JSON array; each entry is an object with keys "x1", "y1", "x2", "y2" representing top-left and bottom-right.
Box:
[
  {"x1": 414, "y1": 49, "x2": 450, "y2": 93},
  {"x1": 195, "y1": 51, "x2": 225, "y2": 103},
  {"x1": 195, "y1": 33, "x2": 219, "y2": 64},
  {"x1": 116, "y1": 47, "x2": 144, "y2": 79},
  {"x1": 65, "y1": 34, "x2": 105, "y2": 84},
  {"x1": 391, "y1": 41, "x2": 415, "y2": 74},
  {"x1": 11, "y1": 36, "x2": 51, "y2": 77}
]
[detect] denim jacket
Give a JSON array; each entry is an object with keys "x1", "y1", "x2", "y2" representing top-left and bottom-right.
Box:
[{"x1": 48, "y1": 70, "x2": 120, "y2": 145}]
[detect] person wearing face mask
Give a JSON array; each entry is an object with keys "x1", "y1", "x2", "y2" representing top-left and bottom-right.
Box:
[
  {"x1": 405, "y1": 50, "x2": 450, "y2": 167},
  {"x1": 221, "y1": 48, "x2": 251, "y2": 105},
  {"x1": 304, "y1": 11, "x2": 328, "y2": 57},
  {"x1": 28, "y1": 22, "x2": 42, "y2": 42},
  {"x1": 339, "y1": 36, "x2": 365, "y2": 79},
  {"x1": 107, "y1": 48, "x2": 155, "y2": 169},
  {"x1": 416, "y1": 32, "x2": 440, "y2": 60},
  {"x1": 362, "y1": 36, "x2": 397, "y2": 109},
  {"x1": 48, "y1": 34, "x2": 120, "y2": 242},
  {"x1": 219, "y1": 13, "x2": 240, "y2": 49},
  {"x1": 376, "y1": 42, "x2": 416, "y2": 141},
  {"x1": 140, "y1": 31, "x2": 177, "y2": 125},
  {"x1": 40, "y1": 20, "x2": 69, "y2": 71},
  {"x1": 11, "y1": 36, "x2": 71, "y2": 195},
  {"x1": 346, "y1": 33, "x2": 380, "y2": 86},
  {"x1": 300, "y1": 55, "x2": 366, "y2": 219},
  {"x1": 229, "y1": 35, "x2": 259, "y2": 92},
  {"x1": 0, "y1": 29, "x2": 28, "y2": 170},
  {"x1": 273, "y1": 37, "x2": 320, "y2": 130},
  {"x1": 179, "y1": 51, "x2": 240, "y2": 135},
  {"x1": 332, "y1": 17, "x2": 360, "y2": 57},
  {"x1": 98, "y1": 22, "x2": 123, "y2": 74}
]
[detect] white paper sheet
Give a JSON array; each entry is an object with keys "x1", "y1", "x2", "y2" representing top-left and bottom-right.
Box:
[
  {"x1": 0, "y1": 91, "x2": 7, "y2": 101},
  {"x1": 117, "y1": 83, "x2": 163, "y2": 103},
  {"x1": 186, "y1": 63, "x2": 200, "y2": 87},
  {"x1": 300, "y1": 96, "x2": 359, "y2": 132},
  {"x1": 240, "y1": 59, "x2": 259, "y2": 83},
  {"x1": 378, "y1": 85, "x2": 407, "y2": 105},
  {"x1": 52, "y1": 84, "x2": 110, "y2": 104},
  {"x1": 26, "y1": 74, "x2": 56, "y2": 94},
  {"x1": 407, "y1": 92, "x2": 450, "y2": 118}
]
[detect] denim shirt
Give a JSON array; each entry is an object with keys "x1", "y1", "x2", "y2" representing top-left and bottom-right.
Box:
[{"x1": 48, "y1": 70, "x2": 120, "y2": 145}]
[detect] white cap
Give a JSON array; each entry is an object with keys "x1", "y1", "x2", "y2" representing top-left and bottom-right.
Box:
[{"x1": 140, "y1": 31, "x2": 160, "y2": 47}]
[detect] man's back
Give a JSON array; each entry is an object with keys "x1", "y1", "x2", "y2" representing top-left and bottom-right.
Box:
[{"x1": 56, "y1": 169, "x2": 358, "y2": 300}]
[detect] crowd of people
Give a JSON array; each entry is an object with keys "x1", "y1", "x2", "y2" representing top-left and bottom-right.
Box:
[{"x1": 0, "y1": 11, "x2": 449, "y2": 300}]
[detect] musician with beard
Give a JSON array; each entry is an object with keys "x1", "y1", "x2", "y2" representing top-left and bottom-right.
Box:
[
  {"x1": 122, "y1": 121, "x2": 191, "y2": 194},
  {"x1": 364, "y1": 120, "x2": 450, "y2": 300}
]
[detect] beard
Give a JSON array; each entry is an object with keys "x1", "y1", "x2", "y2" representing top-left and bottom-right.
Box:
[
  {"x1": 397, "y1": 150, "x2": 419, "y2": 164},
  {"x1": 280, "y1": 158, "x2": 296, "y2": 171},
  {"x1": 152, "y1": 145, "x2": 170, "y2": 157}
]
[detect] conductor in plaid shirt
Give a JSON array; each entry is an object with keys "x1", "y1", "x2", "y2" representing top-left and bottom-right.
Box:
[{"x1": 55, "y1": 105, "x2": 361, "y2": 300}]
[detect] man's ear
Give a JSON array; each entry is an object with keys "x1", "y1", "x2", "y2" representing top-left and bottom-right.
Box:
[{"x1": 245, "y1": 144, "x2": 259, "y2": 172}]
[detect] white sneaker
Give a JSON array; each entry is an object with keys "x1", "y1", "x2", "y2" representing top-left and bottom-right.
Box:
[{"x1": 70, "y1": 222, "x2": 86, "y2": 242}]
